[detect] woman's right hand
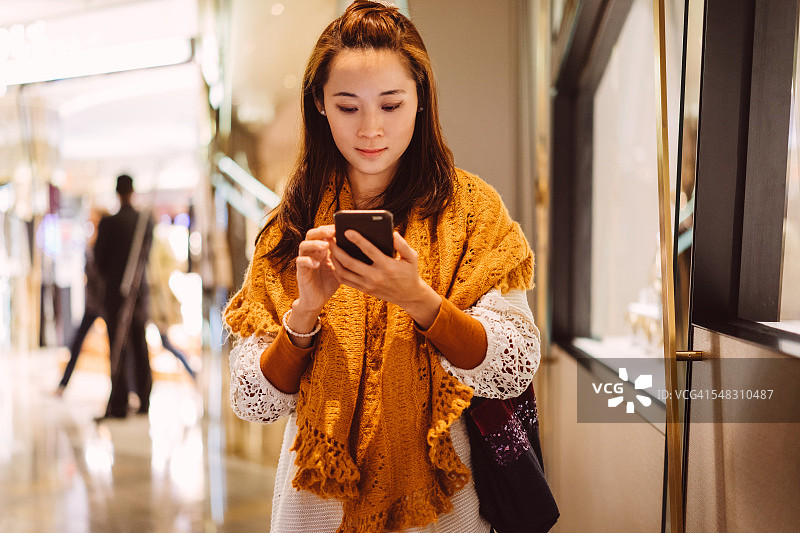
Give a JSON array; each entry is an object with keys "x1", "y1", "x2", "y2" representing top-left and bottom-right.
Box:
[{"x1": 294, "y1": 225, "x2": 340, "y2": 315}]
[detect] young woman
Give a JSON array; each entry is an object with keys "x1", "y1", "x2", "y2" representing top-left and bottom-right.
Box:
[{"x1": 224, "y1": 2, "x2": 541, "y2": 532}]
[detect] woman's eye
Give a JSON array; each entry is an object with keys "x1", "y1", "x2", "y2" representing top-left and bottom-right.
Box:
[{"x1": 335, "y1": 103, "x2": 402, "y2": 113}]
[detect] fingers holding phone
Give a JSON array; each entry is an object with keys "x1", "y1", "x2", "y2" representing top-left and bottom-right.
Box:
[
  {"x1": 334, "y1": 210, "x2": 394, "y2": 264},
  {"x1": 330, "y1": 214, "x2": 428, "y2": 309},
  {"x1": 295, "y1": 213, "x2": 430, "y2": 314},
  {"x1": 295, "y1": 224, "x2": 339, "y2": 313}
]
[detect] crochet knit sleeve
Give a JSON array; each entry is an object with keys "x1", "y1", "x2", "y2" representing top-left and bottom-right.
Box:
[
  {"x1": 229, "y1": 334, "x2": 297, "y2": 423},
  {"x1": 439, "y1": 288, "x2": 540, "y2": 400}
]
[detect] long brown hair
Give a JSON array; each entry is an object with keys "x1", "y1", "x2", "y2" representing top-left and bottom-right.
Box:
[{"x1": 261, "y1": 0, "x2": 455, "y2": 270}]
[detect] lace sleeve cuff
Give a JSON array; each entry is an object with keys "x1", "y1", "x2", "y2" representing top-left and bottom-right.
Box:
[
  {"x1": 439, "y1": 289, "x2": 541, "y2": 400},
  {"x1": 229, "y1": 334, "x2": 298, "y2": 423}
]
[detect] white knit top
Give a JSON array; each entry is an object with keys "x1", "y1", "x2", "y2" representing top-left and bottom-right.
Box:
[{"x1": 229, "y1": 288, "x2": 541, "y2": 533}]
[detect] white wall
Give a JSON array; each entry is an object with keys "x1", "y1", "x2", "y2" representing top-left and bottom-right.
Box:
[{"x1": 409, "y1": 0, "x2": 520, "y2": 218}]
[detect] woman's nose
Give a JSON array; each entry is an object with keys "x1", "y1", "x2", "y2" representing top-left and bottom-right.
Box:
[{"x1": 357, "y1": 109, "x2": 383, "y2": 138}]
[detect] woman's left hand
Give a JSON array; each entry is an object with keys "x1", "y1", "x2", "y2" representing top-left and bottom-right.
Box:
[{"x1": 330, "y1": 230, "x2": 442, "y2": 329}]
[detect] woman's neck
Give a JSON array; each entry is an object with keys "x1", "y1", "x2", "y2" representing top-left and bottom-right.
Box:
[{"x1": 347, "y1": 175, "x2": 389, "y2": 210}]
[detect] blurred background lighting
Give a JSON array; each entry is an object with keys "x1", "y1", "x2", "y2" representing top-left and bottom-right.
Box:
[
  {"x1": 1, "y1": 37, "x2": 193, "y2": 86},
  {"x1": 173, "y1": 212, "x2": 191, "y2": 229}
]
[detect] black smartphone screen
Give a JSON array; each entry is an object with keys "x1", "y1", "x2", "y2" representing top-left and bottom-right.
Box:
[{"x1": 334, "y1": 210, "x2": 394, "y2": 264}]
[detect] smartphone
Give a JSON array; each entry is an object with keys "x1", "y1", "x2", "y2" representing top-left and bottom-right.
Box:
[{"x1": 334, "y1": 210, "x2": 394, "y2": 264}]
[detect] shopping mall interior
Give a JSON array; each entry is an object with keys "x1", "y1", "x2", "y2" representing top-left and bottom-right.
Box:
[{"x1": 2, "y1": 0, "x2": 800, "y2": 532}]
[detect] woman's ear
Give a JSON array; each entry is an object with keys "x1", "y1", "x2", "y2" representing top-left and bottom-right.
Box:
[{"x1": 314, "y1": 97, "x2": 326, "y2": 116}]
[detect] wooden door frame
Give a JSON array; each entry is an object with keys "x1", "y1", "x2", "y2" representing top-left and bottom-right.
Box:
[{"x1": 692, "y1": 0, "x2": 798, "y2": 330}]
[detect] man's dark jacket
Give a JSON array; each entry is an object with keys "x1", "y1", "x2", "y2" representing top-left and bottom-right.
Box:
[{"x1": 94, "y1": 204, "x2": 153, "y2": 318}]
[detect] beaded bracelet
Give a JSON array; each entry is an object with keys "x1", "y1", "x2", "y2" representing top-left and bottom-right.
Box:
[{"x1": 282, "y1": 309, "x2": 322, "y2": 338}]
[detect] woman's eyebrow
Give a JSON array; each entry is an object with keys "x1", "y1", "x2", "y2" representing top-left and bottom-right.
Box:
[{"x1": 332, "y1": 89, "x2": 407, "y2": 97}]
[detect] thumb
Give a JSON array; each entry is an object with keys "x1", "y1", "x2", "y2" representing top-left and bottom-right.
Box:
[{"x1": 393, "y1": 231, "x2": 417, "y2": 261}]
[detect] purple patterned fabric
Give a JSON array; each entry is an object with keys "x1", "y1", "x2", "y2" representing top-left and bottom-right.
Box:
[
  {"x1": 484, "y1": 417, "x2": 530, "y2": 466},
  {"x1": 482, "y1": 392, "x2": 540, "y2": 466},
  {"x1": 514, "y1": 396, "x2": 539, "y2": 432}
]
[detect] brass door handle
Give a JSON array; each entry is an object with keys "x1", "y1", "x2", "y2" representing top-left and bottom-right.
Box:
[{"x1": 676, "y1": 351, "x2": 704, "y2": 362}]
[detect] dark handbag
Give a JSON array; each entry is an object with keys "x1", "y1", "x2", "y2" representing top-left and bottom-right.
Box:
[{"x1": 464, "y1": 384, "x2": 560, "y2": 533}]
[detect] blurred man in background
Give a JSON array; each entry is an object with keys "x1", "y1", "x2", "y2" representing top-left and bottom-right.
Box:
[{"x1": 94, "y1": 174, "x2": 154, "y2": 420}]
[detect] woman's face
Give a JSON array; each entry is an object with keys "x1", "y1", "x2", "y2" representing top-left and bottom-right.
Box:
[{"x1": 320, "y1": 48, "x2": 419, "y2": 189}]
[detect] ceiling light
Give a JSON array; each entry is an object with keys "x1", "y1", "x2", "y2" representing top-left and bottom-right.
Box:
[{"x1": 0, "y1": 36, "x2": 193, "y2": 86}]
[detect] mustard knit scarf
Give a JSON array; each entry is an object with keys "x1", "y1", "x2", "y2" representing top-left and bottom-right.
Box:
[{"x1": 224, "y1": 169, "x2": 533, "y2": 532}]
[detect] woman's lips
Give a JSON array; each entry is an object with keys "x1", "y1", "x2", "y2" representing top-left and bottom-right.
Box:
[{"x1": 356, "y1": 148, "x2": 387, "y2": 158}]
